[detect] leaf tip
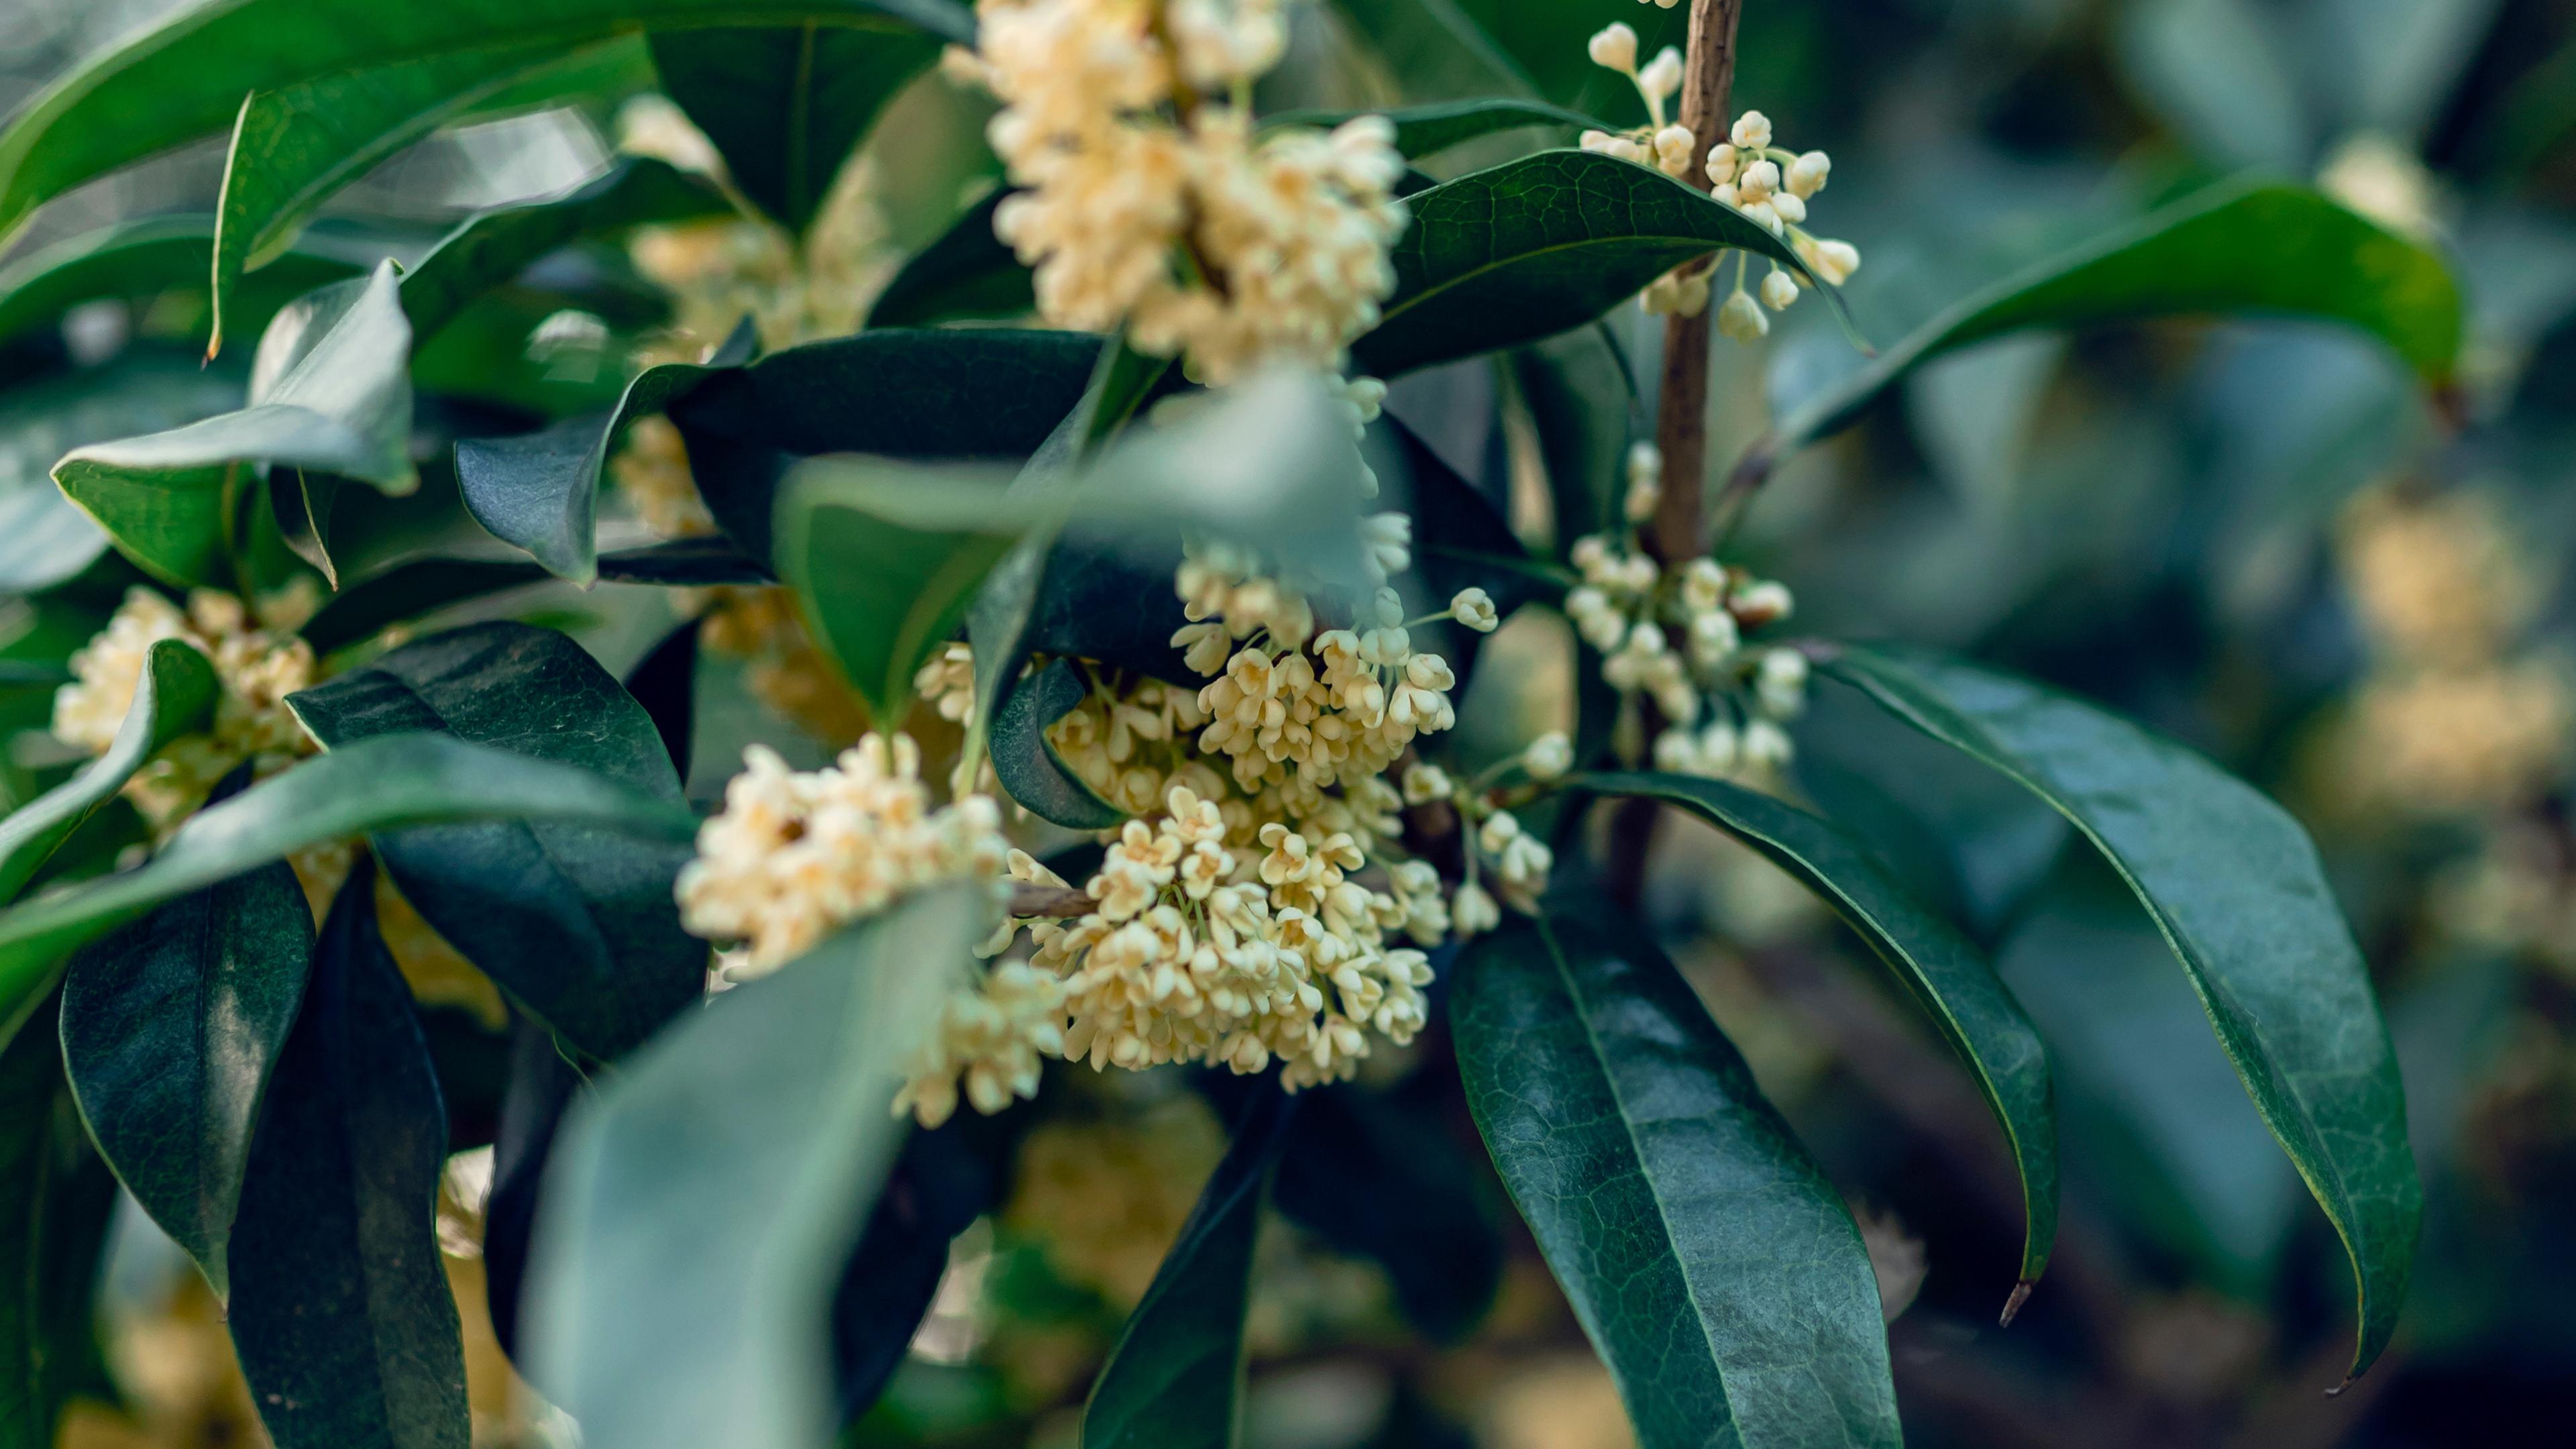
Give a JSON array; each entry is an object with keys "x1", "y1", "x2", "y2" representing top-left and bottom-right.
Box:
[
  {"x1": 2325, "y1": 1375, "x2": 2357, "y2": 1398},
  {"x1": 1998, "y1": 1279, "x2": 2034, "y2": 1327}
]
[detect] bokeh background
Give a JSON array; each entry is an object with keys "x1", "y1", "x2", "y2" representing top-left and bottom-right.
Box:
[{"x1": 7, "y1": 1, "x2": 2576, "y2": 1446}]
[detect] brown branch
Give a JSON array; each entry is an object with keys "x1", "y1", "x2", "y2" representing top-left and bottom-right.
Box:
[{"x1": 1006, "y1": 883, "x2": 1095, "y2": 918}]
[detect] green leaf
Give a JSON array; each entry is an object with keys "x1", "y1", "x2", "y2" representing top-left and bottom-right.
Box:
[
  {"x1": 865, "y1": 187, "x2": 1031, "y2": 327},
  {"x1": 1323, "y1": 0, "x2": 1537, "y2": 103},
  {"x1": 0, "y1": 733, "x2": 699, "y2": 1034},
  {"x1": 651, "y1": 24, "x2": 942, "y2": 233},
  {"x1": 0, "y1": 357, "x2": 246, "y2": 592},
  {"x1": 1265, "y1": 99, "x2": 1608, "y2": 159},
  {"x1": 0, "y1": 639, "x2": 218, "y2": 906},
  {"x1": 1757, "y1": 178, "x2": 2466, "y2": 468},
  {"x1": 988, "y1": 657, "x2": 1122, "y2": 830},
  {"x1": 1451, "y1": 910, "x2": 1901, "y2": 1449},
  {"x1": 1082, "y1": 1088, "x2": 1293, "y2": 1449},
  {"x1": 53, "y1": 262, "x2": 415, "y2": 588},
  {"x1": 0, "y1": 995, "x2": 121, "y2": 1449},
  {"x1": 1823, "y1": 641, "x2": 2420, "y2": 1381},
  {"x1": 226, "y1": 856, "x2": 468, "y2": 1449},
  {"x1": 59, "y1": 851, "x2": 312, "y2": 1302},
  {"x1": 527, "y1": 887, "x2": 983, "y2": 1449},
  {"x1": 0, "y1": 0, "x2": 977, "y2": 244},
  {"x1": 775, "y1": 462, "x2": 1022, "y2": 723},
  {"x1": 1574, "y1": 769, "x2": 2059, "y2": 1297},
  {"x1": 286, "y1": 623, "x2": 703, "y2": 1060},
  {"x1": 1353, "y1": 150, "x2": 1856, "y2": 378},
  {"x1": 1268, "y1": 1084, "x2": 1503, "y2": 1343},
  {"x1": 0, "y1": 213, "x2": 366, "y2": 348},
  {"x1": 401, "y1": 158, "x2": 728, "y2": 346},
  {"x1": 1508, "y1": 322, "x2": 1640, "y2": 548},
  {"x1": 209, "y1": 40, "x2": 586, "y2": 357}
]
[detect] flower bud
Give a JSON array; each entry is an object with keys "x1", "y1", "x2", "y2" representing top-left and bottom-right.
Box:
[
  {"x1": 1760, "y1": 268, "x2": 1800, "y2": 312},
  {"x1": 1786, "y1": 150, "x2": 1831, "y2": 198},
  {"x1": 1524, "y1": 732, "x2": 1574, "y2": 780},
  {"x1": 1654, "y1": 125, "x2": 1696, "y2": 178},
  {"x1": 1717, "y1": 287, "x2": 1770, "y2": 341},
  {"x1": 1450, "y1": 586, "x2": 1499, "y2": 633},
  {"x1": 1587, "y1": 23, "x2": 1640, "y2": 73},
  {"x1": 1770, "y1": 191, "x2": 1807, "y2": 224},
  {"x1": 1731, "y1": 579, "x2": 1794, "y2": 627},
  {"x1": 1704, "y1": 143, "x2": 1739, "y2": 185},
  {"x1": 1638, "y1": 46, "x2": 1684, "y2": 102},
  {"x1": 1729, "y1": 110, "x2": 1773, "y2": 150},
  {"x1": 1807, "y1": 238, "x2": 1860, "y2": 285}
]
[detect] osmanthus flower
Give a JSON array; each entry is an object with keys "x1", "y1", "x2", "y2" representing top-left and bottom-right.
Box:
[{"x1": 53, "y1": 585, "x2": 321, "y2": 835}]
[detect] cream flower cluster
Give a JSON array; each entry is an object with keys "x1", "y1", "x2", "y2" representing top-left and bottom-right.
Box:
[
  {"x1": 53, "y1": 586, "x2": 320, "y2": 833},
  {"x1": 952, "y1": 0, "x2": 1409, "y2": 384},
  {"x1": 1563, "y1": 445, "x2": 1805, "y2": 778},
  {"x1": 1578, "y1": 24, "x2": 1860, "y2": 330}
]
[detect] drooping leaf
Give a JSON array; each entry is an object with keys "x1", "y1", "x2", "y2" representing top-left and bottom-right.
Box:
[
  {"x1": 0, "y1": 995, "x2": 120, "y2": 1449},
  {"x1": 58, "y1": 853, "x2": 313, "y2": 1301},
  {"x1": 830, "y1": 1116, "x2": 1012, "y2": 1421},
  {"x1": 651, "y1": 25, "x2": 942, "y2": 233},
  {"x1": 865, "y1": 187, "x2": 1031, "y2": 327},
  {"x1": 0, "y1": 357, "x2": 256, "y2": 592},
  {"x1": 527, "y1": 887, "x2": 983, "y2": 1449},
  {"x1": 988, "y1": 656, "x2": 1122, "y2": 830},
  {"x1": 0, "y1": 0, "x2": 978, "y2": 242},
  {"x1": 1575, "y1": 769, "x2": 2059, "y2": 1295},
  {"x1": 0, "y1": 213, "x2": 366, "y2": 348},
  {"x1": 53, "y1": 262, "x2": 415, "y2": 588},
  {"x1": 1081, "y1": 1086, "x2": 1295, "y2": 1449},
  {"x1": 1754, "y1": 178, "x2": 2466, "y2": 470},
  {"x1": 481, "y1": 1014, "x2": 587, "y2": 1368},
  {"x1": 1265, "y1": 99, "x2": 1607, "y2": 159},
  {"x1": 1824, "y1": 641, "x2": 2420, "y2": 1380},
  {"x1": 226, "y1": 856, "x2": 468, "y2": 1449},
  {"x1": 0, "y1": 639, "x2": 217, "y2": 905},
  {"x1": 400, "y1": 158, "x2": 728, "y2": 345},
  {"x1": 1352, "y1": 150, "x2": 1856, "y2": 378},
  {"x1": 286, "y1": 623, "x2": 702, "y2": 1060},
  {"x1": 0, "y1": 733, "x2": 698, "y2": 1031},
  {"x1": 1451, "y1": 910, "x2": 1902, "y2": 1449},
  {"x1": 209, "y1": 41, "x2": 584, "y2": 356}
]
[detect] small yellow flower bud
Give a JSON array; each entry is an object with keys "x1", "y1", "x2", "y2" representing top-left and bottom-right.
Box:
[
  {"x1": 1588, "y1": 23, "x2": 1640, "y2": 73},
  {"x1": 1729, "y1": 109, "x2": 1774, "y2": 151},
  {"x1": 1450, "y1": 586, "x2": 1500, "y2": 633},
  {"x1": 1717, "y1": 287, "x2": 1770, "y2": 342},
  {"x1": 1761, "y1": 268, "x2": 1800, "y2": 312}
]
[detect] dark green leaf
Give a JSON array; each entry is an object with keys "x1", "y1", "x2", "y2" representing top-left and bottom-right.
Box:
[
  {"x1": 0, "y1": 0, "x2": 977, "y2": 242},
  {"x1": 1265, "y1": 99, "x2": 1607, "y2": 159},
  {"x1": 1824, "y1": 641, "x2": 2420, "y2": 1380},
  {"x1": 0, "y1": 214, "x2": 366, "y2": 348},
  {"x1": 627, "y1": 622, "x2": 701, "y2": 775},
  {"x1": 988, "y1": 657, "x2": 1122, "y2": 830},
  {"x1": 303, "y1": 557, "x2": 549, "y2": 655},
  {"x1": 1323, "y1": 0, "x2": 1536, "y2": 103},
  {"x1": 1574, "y1": 769, "x2": 2059, "y2": 1295},
  {"x1": 227, "y1": 857, "x2": 468, "y2": 1449},
  {"x1": 0, "y1": 639, "x2": 219, "y2": 904},
  {"x1": 0, "y1": 356, "x2": 250, "y2": 593},
  {"x1": 0, "y1": 994, "x2": 120, "y2": 1448},
  {"x1": 54, "y1": 262, "x2": 415, "y2": 588},
  {"x1": 1082, "y1": 1087, "x2": 1293, "y2": 1449},
  {"x1": 865, "y1": 187, "x2": 1031, "y2": 327},
  {"x1": 0, "y1": 733, "x2": 699, "y2": 1031},
  {"x1": 831, "y1": 1118, "x2": 1011, "y2": 1421},
  {"x1": 286, "y1": 623, "x2": 702, "y2": 1060},
  {"x1": 1451, "y1": 910, "x2": 1901, "y2": 1449},
  {"x1": 1758, "y1": 179, "x2": 2465, "y2": 466},
  {"x1": 651, "y1": 25, "x2": 942, "y2": 233},
  {"x1": 481, "y1": 1014, "x2": 586, "y2": 1367},
  {"x1": 1270, "y1": 1085, "x2": 1502, "y2": 1343},
  {"x1": 400, "y1": 158, "x2": 728, "y2": 346},
  {"x1": 527, "y1": 888, "x2": 983, "y2": 1449},
  {"x1": 1353, "y1": 150, "x2": 1856, "y2": 378},
  {"x1": 210, "y1": 41, "x2": 582, "y2": 356},
  {"x1": 59, "y1": 855, "x2": 313, "y2": 1300},
  {"x1": 1378, "y1": 414, "x2": 1550, "y2": 618},
  {"x1": 1507, "y1": 322, "x2": 1640, "y2": 548}
]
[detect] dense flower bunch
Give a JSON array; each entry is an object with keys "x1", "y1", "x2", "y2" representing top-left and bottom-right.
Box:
[
  {"x1": 949, "y1": 0, "x2": 1408, "y2": 384},
  {"x1": 53, "y1": 586, "x2": 320, "y2": 833},
  {"x1": 1579, "y1": 21, "x2": 1860, "y2": 331},
  {"x1": 1563, "y1": 444, "x2": 1807, "y2": 778}
]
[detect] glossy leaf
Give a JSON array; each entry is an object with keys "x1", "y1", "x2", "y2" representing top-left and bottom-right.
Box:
[
  {"x1": 1576, "y1": 769, "x2": 2059, "y2": 1293},
  {"x1": 59, "y1": 854, "x2": 313, "y2": 1301},
  {"x1": 286, "y1": 623, "x2": 702, "y2": 1060},
  {"x1": 298, "y1": 541, "x2": 764, "y2": 656},
  {"x1": 0, "y1": 213, "x2": 365, "y2": 348},
  {"x1": 865, "y1": 187, "x2": 1031, "y2": 327},
  {"x1": 1082, "y1": 1087, "x2": 1295, "y2": 1449},
  {"x1": 1323, "y1": 0, "x2": 1536, "y2": 103},
  {"x1": 1759, "y1": 179, "x2": 2465, "y2": 466},
  {"x1": 1352, "y1": 149, "x2": 1855, "y2": 378},
  {"x1": 227, "y1": 857, "x2": 468, "y2": 1449},
  {"x1": 1825, "y1": 641, "x2": 2420, "y2": 1380},
  {"x1": 1267, "y1": 99, "x2": 1607, "y2": 158},
  {"x1": 0, "y1": 733, "x2": 698, "y2": 1030},
  {"x1": 0, "y1": 996, "x2": 119, "y2": 1448},
  {"x1": 0, "y1": 639, "x2": 218, "y2": 904},
  {"x1": 527, "y1": 888, "x2": 983, "y2": 1449},
  {"x1": 989, "y1": 656, "x2": 1122, "y2": 830},
  {"x1": 209, "y1": 41, "x2": 576, "y2": 356},
  {"x1": 651, "y1": 25, "x2": 941, "y2": 233},
  {"x1": 0, "y1": 357, "x2": 254, "y2": 592},
  {"x1": 0, "y1": 0, "x2": 977, "y2": 241},
  {"x1": 1451, "y1": 911, "x2": 1902, "y2": 1449},
  {"x1": 400, "y1": 158, "x2": 728, "y2": 345},
  {"x1": 53, "y1": 262, "x2": 415, "y2": 587}
]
